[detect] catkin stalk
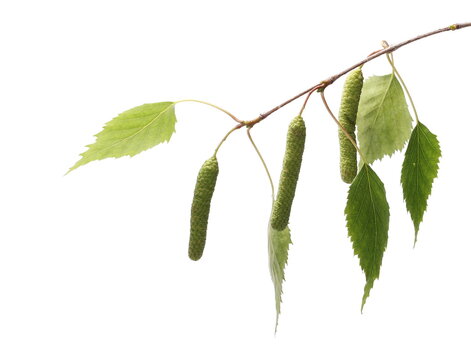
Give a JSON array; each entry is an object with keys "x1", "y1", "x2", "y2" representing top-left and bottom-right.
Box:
[
  {"x1": 338, "y1": 67, "x2": 363, "y2": 184},
  {"x1": 271, "y1": 116, "x2": 306, "y2": 231},
  {"x1": 188, "y1": 156, "x2": 219, "y2": 261}
]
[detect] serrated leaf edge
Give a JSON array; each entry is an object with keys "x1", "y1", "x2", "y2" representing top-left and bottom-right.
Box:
[{"x1": 68, "y1": 102, "x2": 176, "y2": 173}]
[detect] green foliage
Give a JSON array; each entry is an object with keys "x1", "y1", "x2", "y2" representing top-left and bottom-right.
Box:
[
  {"x1": 69, "y1": 102, "x2": 177, "y2": 172},
  {"x1": 188, "y1": 156, "x2": 219, "y2": 261},
  {"x1": 401, "y1": 122, "x2": 441, "y2": 244},
  {"x1": 69, "y1": 27, "x2": 455, "y2": 327},
  {"x1": 268, "y1": 224, "x2": 291, "y2": 331},
  {"x1": 357, "y1": 74, "x2": 413, "y2": 163},
  {"x1": 271, "y1": 116, "x2": 306, "y2": 230},
  {"x1": 345, "y1": 164, "x2": 390, "y2": 310},
  {"x1": 338, "y1": 67, "x2": 364, "y2": 183}
]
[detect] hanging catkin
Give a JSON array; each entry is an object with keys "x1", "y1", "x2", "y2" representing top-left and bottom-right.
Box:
[
  {"x1": 338, "y1": 67, "x2": 363, "y2": 184},
  {"x1": 188, "y1": 156, "x2": 219, "y2": 261},
  {"x1": 271, "y1": 115, "x2": 306, "y2": 231}
]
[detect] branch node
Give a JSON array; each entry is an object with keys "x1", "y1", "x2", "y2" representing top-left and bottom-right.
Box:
[{"x1": 321, "y1": 77, "x2": 335, "y2": 87}]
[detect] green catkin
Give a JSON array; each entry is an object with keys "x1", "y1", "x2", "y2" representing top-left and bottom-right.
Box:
[
  {"x1": 188, "y1": 156, "x2": 219, "y2": 261},
  {"x1": 338, "y1": 67, "x2": 363, "y2": 184},
  {"x1": 271, "y1": 115, "x2": 306, "y2": 231}
]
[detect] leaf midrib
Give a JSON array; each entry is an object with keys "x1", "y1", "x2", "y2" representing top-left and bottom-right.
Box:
[
  {"x1": 365, "y1": 166, "x2": 379, "y2": 279},
  {"x1": 370, "y1": 74, "x2": 395, "y2": 129}
]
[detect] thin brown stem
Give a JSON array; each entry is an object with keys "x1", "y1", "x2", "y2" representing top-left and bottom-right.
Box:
[
  {"x1": 255, "y1": 22, "x2": 470, "y2": 123},
  {"x1": 213, "y1": 123, "x2": 244, "y2": 156},
  {"x1": 298, "y1": 85, "x2": 322, "y2": 116},
  {"x1": 320, "y1": 91, "x2": 366, "y2": 164}
]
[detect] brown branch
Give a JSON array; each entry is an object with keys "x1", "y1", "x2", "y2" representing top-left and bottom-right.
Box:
[{"x1": 250, "y1": 22, "x2": 470, "y2": 125}]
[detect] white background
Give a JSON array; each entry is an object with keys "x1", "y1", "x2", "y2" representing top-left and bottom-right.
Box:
[{"x1": 1, "y1": 1, "x2": 471, "y2": 359}]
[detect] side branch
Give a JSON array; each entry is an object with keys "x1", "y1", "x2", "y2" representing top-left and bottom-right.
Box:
[{"x1": 255, "y1": 22, "x2": 471, "y2": 123}]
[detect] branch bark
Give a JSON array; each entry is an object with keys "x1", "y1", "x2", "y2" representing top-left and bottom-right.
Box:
[{"x1": 248, "y1": 22, "x2": 471, "y2": 125}]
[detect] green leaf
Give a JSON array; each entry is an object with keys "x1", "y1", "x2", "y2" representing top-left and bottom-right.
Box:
[
  {"x1": 69, "y1": 102, "x2": 177, "y2": 172},
  {"x1": 268, "y1": 224, "x2": 291, "y2": 332},
  {"x1": 401, "y1": 122, "x2": 441, "y2": 245},
  {"x1": 345, "y1": 165, "x2": 390, "y2": 311},
  {"x1": 357, "y1": 74, "x2": 413, "y2": 163}
]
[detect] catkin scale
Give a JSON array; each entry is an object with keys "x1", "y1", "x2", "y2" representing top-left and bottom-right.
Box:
[
  {"x1": 338, "y1": 67, "x2": 363, "y2": 184},
  {"x1": 188, "y1": 156, "x2": 219, "y2": 261},
  {"x1": 271, "y1": 115, "x2": 306, "y2": 231}
]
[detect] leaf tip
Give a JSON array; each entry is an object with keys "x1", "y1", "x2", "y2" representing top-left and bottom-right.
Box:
[
  {"x1": 65, "y1": 165, "x2": 78, "y2": 176},
  {"x1": 361, "y1": 279, "x2": 375, "y2": 313},
  {"x1": 66, "y1": 158, "x2": 87, "y2": 174}
]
